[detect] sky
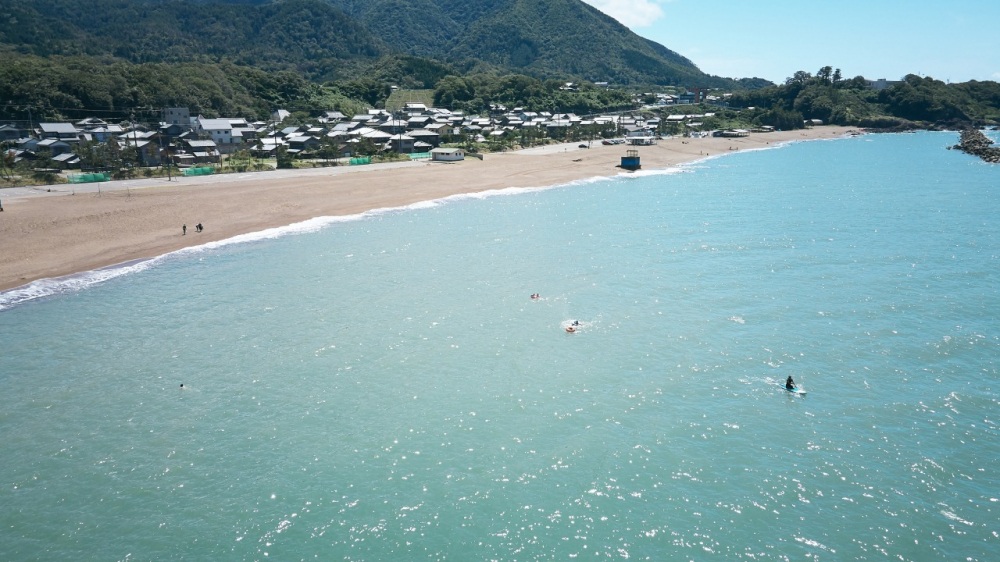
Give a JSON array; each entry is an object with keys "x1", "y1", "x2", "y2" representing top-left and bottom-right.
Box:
[{"x1": 581, "y1": 0, "x2": 1000, "y2": 84}]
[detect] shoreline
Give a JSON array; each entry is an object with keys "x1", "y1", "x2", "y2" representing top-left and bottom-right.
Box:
[{"x1": 0, "y1": 127, "x2": 853, "y2": 297}]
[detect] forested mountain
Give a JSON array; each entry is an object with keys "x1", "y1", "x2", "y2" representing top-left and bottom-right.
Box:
[
  {"x1": 0, "y1": 0, "x2": 382, "y2": 77},
  {"x1": 324, "y1": 0, "x2": 719, "y2": 86},
  {"x1": 0, "y1": 0, "x2": 724, "y2": 87}
]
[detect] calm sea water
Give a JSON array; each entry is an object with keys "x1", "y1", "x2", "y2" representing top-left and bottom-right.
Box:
[{"x1": 1, "y1": 131, "x2": 998, "y2": 561}]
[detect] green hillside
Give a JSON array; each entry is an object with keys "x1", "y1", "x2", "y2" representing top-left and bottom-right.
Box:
[
  {"x1": 384, "y1": 90, "x2": 436, "y2": 113},
  {"x1": 0, "y1": 0, "x2": 721, "y2": 86}
]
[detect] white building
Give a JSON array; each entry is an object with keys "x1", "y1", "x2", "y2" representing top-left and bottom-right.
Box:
[{"x1": 430, "y1": 147, "x2": 465, "y2": 162}]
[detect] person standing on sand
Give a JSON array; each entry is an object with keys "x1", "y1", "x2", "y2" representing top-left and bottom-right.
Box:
[
  {"x1": 196, "y1": 223, "x2": 203, "y2": 233},
  {"x1": 182, "y1": 224, "x2": 187, "y2": 235}
]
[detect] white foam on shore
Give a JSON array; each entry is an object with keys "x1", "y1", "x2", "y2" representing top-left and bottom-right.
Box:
[
  {"x1": 0, "y1": 175, "x2": 622, "y2": 311},
  {"x1": 620, "y1": 166, "x2": 689, "y2": 179},
  {"x1": 2, "y1": 136, "x2": 848, "y2": 311}
]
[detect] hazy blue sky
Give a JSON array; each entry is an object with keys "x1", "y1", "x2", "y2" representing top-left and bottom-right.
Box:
[{"x1": 582, "y1": 0, "x2": 1000, "y2": 84}]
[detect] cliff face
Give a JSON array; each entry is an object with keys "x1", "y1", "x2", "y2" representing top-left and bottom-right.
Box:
[{"x1": 952, "y1": 129, "x2": 1000, "y2": 163}]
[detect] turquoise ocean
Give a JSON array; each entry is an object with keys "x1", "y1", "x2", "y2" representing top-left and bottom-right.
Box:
[{"x1": 1, "y1": 131, "x2": 998, "y2": 560}]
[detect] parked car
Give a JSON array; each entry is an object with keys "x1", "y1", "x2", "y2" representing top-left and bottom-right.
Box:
[{"x1": 578, "y1": 144, "x2": 588, "y2": 148}]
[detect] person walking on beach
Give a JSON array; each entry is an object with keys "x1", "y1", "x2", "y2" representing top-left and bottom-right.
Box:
[
  {"x1": 196, "y1": 223, "x2": 203, "y2": 233},
  {"x1": 182, "y1": 224, "x2": 187, "y2": 235}
]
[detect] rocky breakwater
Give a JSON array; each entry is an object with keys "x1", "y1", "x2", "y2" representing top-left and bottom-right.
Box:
[{"x1": 950, "y1": 128, "x2": 1000, "y2": 163}]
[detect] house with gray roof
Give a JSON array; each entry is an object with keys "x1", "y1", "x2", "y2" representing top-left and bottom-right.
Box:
[
  {"x1": 407, "y1": 129, "x2": 440, "y2": 148},
  {"x1": 51, "y1": 152, "x2": 81, "y2": 169},
  {"x1": 0, "y1": 124, "x2": 26, "y2": 142},
  {"x1": 36, "y1": 138, "x2": 73, "y2": 156},
  {"x1": 387, "y1": 134, "x2": 415, "y2": 154},
  {"x1": 196, "y1": 116, "x2": 236, "y2": 150},
  {"x1": 180, "y1": 139, "x2": 221, "y2": 163},
  {"x1": 378, "y1": 120, "x2": 409, "y2": 134},
  {"x1": 319, "y1": 111, "x2": 346, "y2": 123},
  {"x1": 38, "y1": 122, "x2": 79, "y2": 140}
]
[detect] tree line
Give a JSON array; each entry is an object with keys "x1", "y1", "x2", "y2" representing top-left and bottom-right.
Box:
[
  {"x1": 728, "y1": 66, "x2": 1000, "y2": 130},
  {"x1": 0, "y1": 53, "x2": 640, "y2": 125}
]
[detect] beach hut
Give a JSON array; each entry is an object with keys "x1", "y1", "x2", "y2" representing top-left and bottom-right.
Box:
[
  {"x1": 430, "y1": 147, "x2": 465, "y2": 162},
  {"x1": 620, "y1": 149, "x2": 641, "y2": 171}
]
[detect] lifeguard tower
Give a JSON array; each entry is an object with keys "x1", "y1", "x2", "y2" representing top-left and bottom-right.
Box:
[{"x1": 619, "y1": 149, "x2": 641, "y2": 171}]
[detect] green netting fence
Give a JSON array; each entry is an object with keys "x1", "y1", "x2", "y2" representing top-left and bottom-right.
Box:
[
  {"x1": 182, "y1": 166, "x2": 215, "y2": 176},
  {"x1": 68, "y1": 172, "x2": 111, "y2": 184},
  {"x1": 409, "y1": 152, "x2": 431, "y2": 160},
  {"x1": 349, "y1": 157, "x2": 372, "y2": 165}
]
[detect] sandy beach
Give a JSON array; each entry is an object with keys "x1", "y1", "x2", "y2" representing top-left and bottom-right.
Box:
[{"x1": 0, "y1": 127, "x2": 852, "y2": 292}]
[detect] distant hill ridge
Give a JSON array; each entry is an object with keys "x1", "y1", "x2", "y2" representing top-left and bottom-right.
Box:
[{"x1": 0, "y1": 0, "x2": 728, "y2": 87}]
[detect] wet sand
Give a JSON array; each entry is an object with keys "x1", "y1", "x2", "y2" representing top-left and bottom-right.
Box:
[{"x1": 0, "y1": 127, "x2": 853, "y2": 292}]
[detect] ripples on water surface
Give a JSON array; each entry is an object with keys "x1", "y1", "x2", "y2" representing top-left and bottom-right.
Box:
[{"x1": 1, "y1": 131, "x2": 998, "y2": 560}]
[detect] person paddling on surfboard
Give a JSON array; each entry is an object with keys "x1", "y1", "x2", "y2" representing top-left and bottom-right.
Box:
[{"x1": 785, "y1": 376, "x2": 796, "y2": 390}]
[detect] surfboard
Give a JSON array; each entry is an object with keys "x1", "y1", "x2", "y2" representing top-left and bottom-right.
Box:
[{"x1": 781, "y1": 385, "x2": 807, "y2": 395}]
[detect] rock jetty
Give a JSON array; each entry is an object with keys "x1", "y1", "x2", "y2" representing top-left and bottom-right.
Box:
[{"x1": 950, "y1": 128, "x2": 1000, "y2": 163}]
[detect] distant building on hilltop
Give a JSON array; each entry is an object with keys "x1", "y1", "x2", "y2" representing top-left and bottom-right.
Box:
[{"x1": 866, "y1": 78, "x2": 902, "y2": 91}]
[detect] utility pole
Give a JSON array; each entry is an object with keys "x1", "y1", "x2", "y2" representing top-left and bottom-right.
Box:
[{"x1": 126, "y1": 112, "x2": 138, "y2": 197}]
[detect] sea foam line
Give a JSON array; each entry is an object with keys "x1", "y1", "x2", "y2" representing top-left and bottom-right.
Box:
[
  {"x1": 0, "y1": 175, "x2": 621, "y2": 311},
  {"x1": 1, "y1": 136, "x2": 847, "y2": 311}
]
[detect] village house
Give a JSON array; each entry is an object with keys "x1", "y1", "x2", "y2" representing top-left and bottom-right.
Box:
[
  {"x1": 36, "y1": 138, "x2": 73, "y2": 156},
  {"x1": 7, "y1": 148, "x2": 34, "y2": 164},
  {"x1": 430, "y1": 147, "x2": 464, "y2": 162},
  {"x1": 318, "y1": 111, "x2": 346, "y2": 124},
  {"x1": 352, "y1": 127, "x2": 393, "y2": 146},
  {"x1": 386, "y1": 133, "x2": 415, "y2": 153},
  {"x1": 285, "y1": 134, "x2": 321, "y2": 156},
  {"x1": 75, "y1": 117, "x2": 109, "y2": 130},
  {"x1": 121, "y1": 138, "x2": 162, "y2": 166},
  {"x1": 51, "y1": 152, "x2": 81, "y2": 170},
  {"x1": 407, "y1": 129, "x2": 440, "y2": 148},
  {"x1": 195, "y1": 116, "x2": 236, "y2": 148},
  {"x1": 251, "y1": 137, "x2": 284, "y2": 158},
  {"x1": 378, "y1": 120, "x2": 409, "y2": 135},
  {"x1": 179, "y1": 139, "x2": 221, "y2": 164},
  {"x1": 625, "y1": 128, "x2": 657, "y2": 146},
  {"x1": 162, "y1": 107, "x2": 191, "y2": 127},
  {"x1": 86, "y1": 125, "x2": 126, "y2": 142},
  {"x1": 228, "y1": 118, "x2": 257, "y2": 144},
  {"x1": 406, "y1": 115, "x2": 433, "y2": 129},
  {"x1": 38, "y1": 122, "x2": 79, "y2": 141},
  {"x1": 713, "y1": 129, "x2": 749, "y2": 138},
  {"x1": 158, "y1": 122, "x2": 188, "y2": 140},
  {"x1": 0, "y1": 123, "x2": 27, "y2": 142}
]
